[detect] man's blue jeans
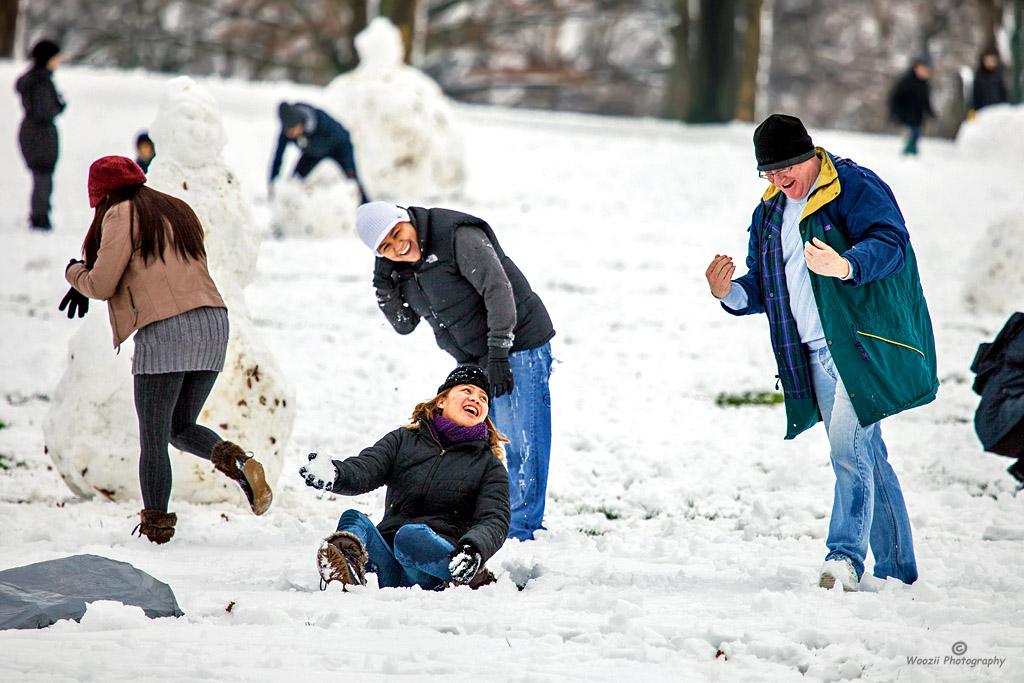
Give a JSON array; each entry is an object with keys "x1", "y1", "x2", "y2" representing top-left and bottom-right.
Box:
[
  {"x1": 809, "y1": 346, "x2": 918, "y2": 583},
  {"x1": 335, "y1": 509, "x2": 453, "y2": 589},
  {"x1": 489, "y1": 343, "x2": 553, "y2": 541}
]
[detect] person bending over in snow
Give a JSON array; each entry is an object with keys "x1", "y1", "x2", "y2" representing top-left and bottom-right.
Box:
[
  {"x1": 704, "y1": 114, "x2": 938, "y2": 591},
  {"x1": 356, "y1": 202, "x2": 555, "y2": 542},
  {"x1": 268, "y1": 101, "x2": 369, "y2": 204},
  {"x1": 300, "y1": 366, "x2": 510, "y2": 591},
  {"x1": 62, "y1": 156, "x2": 273, "y2": 544}
]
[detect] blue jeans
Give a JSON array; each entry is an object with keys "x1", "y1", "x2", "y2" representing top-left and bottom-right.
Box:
[
  {"x1": 903, "y1": 125, "x2": 921, "y2": 154},
  {"x1": 809, "y1": 346, "x2": 917, "y2": 583},
  {"x1": 488, "y1": 343, "x2": 553, "y2": 541},
  {"x1": 335, "y1": 509, "x2": 454, "y2": 589}
]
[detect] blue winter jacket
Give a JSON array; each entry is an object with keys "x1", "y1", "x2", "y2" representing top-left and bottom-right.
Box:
[{"x1": 727, "y1": 149, "x2": 938, "y2": 437}]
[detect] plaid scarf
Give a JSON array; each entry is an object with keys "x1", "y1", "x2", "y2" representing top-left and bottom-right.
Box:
[{"x1": 759, "y1": 195, "x2": 815, "y2": 400}]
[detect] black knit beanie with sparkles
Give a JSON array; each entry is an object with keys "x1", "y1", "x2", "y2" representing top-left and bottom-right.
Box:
[{"x1": 437, "y1": 366, "x2": 490, "y2": 397}]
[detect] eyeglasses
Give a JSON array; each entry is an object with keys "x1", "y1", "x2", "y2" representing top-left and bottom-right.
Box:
[{"x1": 759, "y1": 166, "x2": 793, "y2": 180}]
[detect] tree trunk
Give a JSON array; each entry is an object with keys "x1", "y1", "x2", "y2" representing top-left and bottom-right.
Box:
[
  {"x1": 735, "y1": 0, "x2": 761, "y2": 122},
  {"x1": 662, "y1": 0, "x2": 691, "y2": 120},
  {"x1": 0, "y1": 0, "x2": 17, "y2": 59},
  {"x1": 383, "y1": 0, "x2": 417, "y2": 64},
  {"x1": 1013, "y1": 0, "x2": 1024, "y2": 103},
  {"x1": 689, "y1": 0, "x2": 737, "y2": 123}
]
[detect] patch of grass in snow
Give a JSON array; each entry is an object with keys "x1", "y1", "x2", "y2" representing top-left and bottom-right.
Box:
[
  {"x1": 715, "y1": 390, "x2": 784, "y2": 407},
  {"x1": 0, "y1": 453, "x2": 27, "y2": 471},
  {"x1": 579, "y1": 528, "x2": 607, "y2": 536},
  {"x1": 597, "y1": 505, "x2": 621, "y2": 520}
]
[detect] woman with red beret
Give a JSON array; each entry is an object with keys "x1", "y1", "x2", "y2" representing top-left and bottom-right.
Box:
[{"x1": 62, "y1": 155, "x2": 273, "y2": 543}]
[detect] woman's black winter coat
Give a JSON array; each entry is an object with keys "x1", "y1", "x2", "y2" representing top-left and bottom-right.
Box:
[
  {"x1": 328, "y1": 425, "x2": 511, "y2": 562},
  {"x1": 15, "y1": 66, "x2": 64, "y2": 171}
]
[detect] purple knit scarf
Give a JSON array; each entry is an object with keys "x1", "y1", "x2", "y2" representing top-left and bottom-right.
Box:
[{"x1": 429, "y1": 415, "x2": 489, "y2": 447}]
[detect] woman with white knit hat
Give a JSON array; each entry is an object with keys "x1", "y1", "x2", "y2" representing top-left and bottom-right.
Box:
[{"x1": 355, "y1": 201, "x2": 555, "y2": 542}]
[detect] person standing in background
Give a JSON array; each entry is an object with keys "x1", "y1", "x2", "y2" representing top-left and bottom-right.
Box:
[
  {"x1": 888, "y1": 55, "x2": 934, "y2": 156},
  {"x1": 135, "y1": 132, "x2": 156, "y2": 173},
  {"x1": 15, "y1": 39, "x2": 65, "y2": 231},
  {"x1": 970, "y1": 48, "x2": 1008, "y2": 115}
]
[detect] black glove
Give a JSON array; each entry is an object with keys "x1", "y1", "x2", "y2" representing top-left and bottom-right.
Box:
[
  {"x1": 487, "y1": 346, "x2": 514, "y2": 398},
  {"x1": 448, "y1": 544, "x2": 483, "y2": 585},
  {"x1": 66, "y1": 258, "x2": 84, "y2": 274},
  {"x1": 58, "y1": 287, "x2": 89, "y2": 319},
  {"x1": 372, "y1": 257, "x2": 395, "y2": 288}
]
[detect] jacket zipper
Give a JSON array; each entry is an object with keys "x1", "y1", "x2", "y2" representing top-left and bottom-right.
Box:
[
  {"x1": 852, "y1": 325, "x2": 926, "y2": 359},
  {"x1": 416, "y1": 426, "x2": 446, "y2": 503}
]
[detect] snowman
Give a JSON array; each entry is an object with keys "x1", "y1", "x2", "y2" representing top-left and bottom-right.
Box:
[
  {"x1": 324, "y1": 17, "x2": 467, "y2": 202},
  {"x1": 43, "y1": 77, "x2": 295, "y2": 508}
]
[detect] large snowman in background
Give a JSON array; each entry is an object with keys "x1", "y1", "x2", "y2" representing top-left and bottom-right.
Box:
[
  {"x1": 958, "y1": 105, "x2": 1024, "y2": 315},
  {"x1": 43, "y1": 77, "x2": 295, "y2": 507},
  {"x1": 324, "y1": 17, "x2": 467, "y2": 202}
]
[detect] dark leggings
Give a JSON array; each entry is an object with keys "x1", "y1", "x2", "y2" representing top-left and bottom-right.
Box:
[
  {"x1": 30, "y1": 169, "x2": 53, "y2": 226},
  {"x1": 134, "y1": 371, "x2": 222, "y2": 512}
]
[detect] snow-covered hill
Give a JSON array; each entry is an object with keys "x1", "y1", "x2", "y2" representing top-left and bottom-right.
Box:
[{"x1": 1, "y1": 61, "x2": 1022, "y2": 682}]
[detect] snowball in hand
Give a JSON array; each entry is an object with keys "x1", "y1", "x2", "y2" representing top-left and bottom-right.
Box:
[{"x1": 299, "y1": 452, "x2": 337, "y2": 490}]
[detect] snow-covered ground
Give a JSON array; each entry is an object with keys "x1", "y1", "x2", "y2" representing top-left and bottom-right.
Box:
[{"x1": 1, "y1": 61, "x2": 1023, "y2": 682}]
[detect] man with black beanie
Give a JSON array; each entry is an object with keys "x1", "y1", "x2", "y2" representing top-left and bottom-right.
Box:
[
  {"x1": 704, "y1": 113, "x2": 938, "y2": 592},
  {"x1": 269, "y1": 101, "x2": 368, "y2": 203},
  {"x1": 15, "y1": 38, "x2": 66, "y2": 230}
]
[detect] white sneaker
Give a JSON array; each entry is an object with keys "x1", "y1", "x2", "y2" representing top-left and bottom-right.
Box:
[{"x1": 819, "y1": 556, "x2": 860, "y2": 592}]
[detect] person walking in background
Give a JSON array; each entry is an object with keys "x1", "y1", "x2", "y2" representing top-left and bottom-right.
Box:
[
  {"x1": 970, "y1": 47, "x2": 1008, "y2": 115},
  {"x1": 704, "y1": 114, "x2": 938, "y2": 591},
  {"x1": 300, "y1": 366, "x2": 510, "y2": 591},
  {"x1": 15, "y1": 39, "x2": 65, "y2": 231},
  {"x1": 888, "y1": 55, "x2": 935, "y2": 155},
  {"x1": 356, "y1": 201, "x2": 555, "y2": 542},
  {"x1": 135, "y1": 132, "x2": 156, "y2": 173},
  {"x1": 61, "y1": 156, "x2": 273, "y2": 544},
  {"x1": 269, "y1": 101, "x2": 369, "y2": 203}
]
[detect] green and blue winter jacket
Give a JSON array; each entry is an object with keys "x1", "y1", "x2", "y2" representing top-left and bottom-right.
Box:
[{"x1": 726, "y1": 149, "x2": 938, "y2": 438}]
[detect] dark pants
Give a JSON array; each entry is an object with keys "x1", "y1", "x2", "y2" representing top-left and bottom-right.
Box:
[
  {"x1": 134, "y1": 371, "x2": 222, "y2": 511},
  {"x1": 29, "y1": 169, "x2": 53, "y2": 228},
  {"x1": 294, "y1": 154, "x2": 369, "y2": 204}
]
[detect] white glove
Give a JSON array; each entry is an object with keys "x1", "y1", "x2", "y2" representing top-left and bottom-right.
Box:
[{"x1": 299, "y1": 452, "x2": 337, "y2": 490}]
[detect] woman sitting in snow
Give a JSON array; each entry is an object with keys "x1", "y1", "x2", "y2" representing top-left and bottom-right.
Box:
[
  {"x1": 61, "y1": 156, "x2": 273, "y2": 544},
  {"x1": 299, "y1": 366, "x2": 510, "y2": 590}
]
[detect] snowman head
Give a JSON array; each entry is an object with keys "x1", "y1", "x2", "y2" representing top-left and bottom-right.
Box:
[{"x1": 149, "y1": 76, "x2": 227, "y2": 167}]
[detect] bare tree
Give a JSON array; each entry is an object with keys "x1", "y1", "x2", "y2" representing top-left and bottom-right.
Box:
[
  {"x1": 735, "y1": 0, "x2": 762, "y2": 122},
  {"x1": 663, "y1": 0, "x2": 691, "y2": 119},
  {"x1": 0, "y1": 0, "x2": 17, "y2": 58}
]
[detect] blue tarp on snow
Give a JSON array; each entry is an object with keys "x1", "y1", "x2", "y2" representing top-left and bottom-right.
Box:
[{"x1": 0, "y1": 553, "x2": 183, "y2": 630}]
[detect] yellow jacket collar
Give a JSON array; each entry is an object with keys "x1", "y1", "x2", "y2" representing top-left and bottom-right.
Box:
[{"x1": 760, "y1": 148, "x2": 840, "y2": 216}]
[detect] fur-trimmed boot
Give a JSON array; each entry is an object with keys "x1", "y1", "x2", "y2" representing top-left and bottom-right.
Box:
[
  {"x1": 317, "y1": 531, "x2": 368, "y2": 590},
  {"x1": 210, "y1": 441, "x2": 273, "y2": 515},
  {"x1": 137, "y1": 509, "x2": 177, "y2": 544}
]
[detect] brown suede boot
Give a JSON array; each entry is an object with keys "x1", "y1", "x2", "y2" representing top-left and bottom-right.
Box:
[
  {"x1": 137, "y1": 509, "x2": 177, "y2": 544},
  {"x1": 468, "y1": 566, "x2": 497, "y2": 590},
  {"x1": 317, "y1": 531, "x2": 368, "y2": 590},
  {"x1": 210, "y1": 441, "x2": 273, "y2": 515}
]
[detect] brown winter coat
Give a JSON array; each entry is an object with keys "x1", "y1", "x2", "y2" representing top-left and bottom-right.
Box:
[{"x1": 65, "y1": 201, "x2": 225, "y2": 348}]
